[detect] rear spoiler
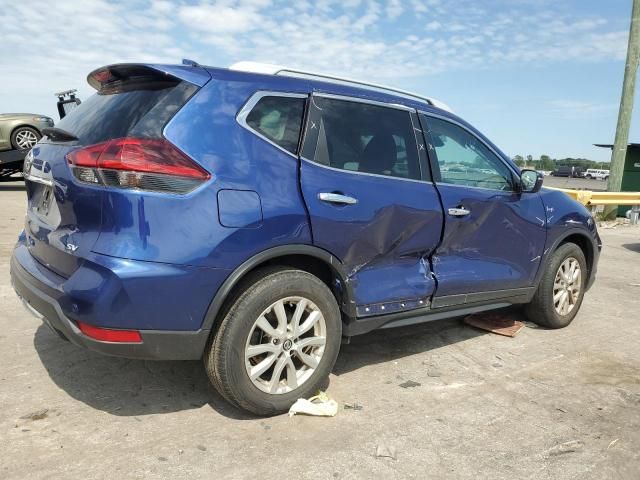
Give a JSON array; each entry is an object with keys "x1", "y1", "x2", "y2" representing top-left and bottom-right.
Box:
[{"x1": 87, "y1": 63, "x2": 211, "y2": 91}]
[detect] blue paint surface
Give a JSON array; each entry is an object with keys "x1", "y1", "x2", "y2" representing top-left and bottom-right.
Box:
[{"x1": 217, "y1": 189, "x2": 263, "y2": 228}]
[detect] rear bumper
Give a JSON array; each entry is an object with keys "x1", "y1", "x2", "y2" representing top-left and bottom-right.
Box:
[{"x1": 10, "y1": 250, "x2": 212, "y2": 360}]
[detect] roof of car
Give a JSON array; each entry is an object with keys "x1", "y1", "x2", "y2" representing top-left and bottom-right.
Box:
[
  {"x1": 90, "y1": 61, "x2": 515, "y2": 169},
  {"x1": 227, "y1": 61, "x2": 454, "y2": 112},
  {"x1": 202, "y1": 62, "x2": 454, "y2": 118}
]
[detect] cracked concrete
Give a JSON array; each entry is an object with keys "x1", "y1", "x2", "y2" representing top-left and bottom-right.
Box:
[{"x1": 1, "y1": 181, "x2": 639, "y2": 479}]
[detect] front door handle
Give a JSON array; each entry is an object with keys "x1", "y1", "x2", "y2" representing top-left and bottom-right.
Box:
[
  {"x1": 318, "y1": 192, "x2": 358, "y2": 205},
  {"x1": 448, "y1": 207, "x2": 470, "y2": 217}
]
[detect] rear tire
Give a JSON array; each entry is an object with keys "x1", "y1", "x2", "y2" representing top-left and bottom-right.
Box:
[
  {"x1": 204, "y1": 268, "x2": 342, "y2": 416},
  {"x1": 525, "y1": 243, "x2": 587, "y2": 329},
  {"x1": 10, "y1": 126, "x2": 40, "y2": 150}
]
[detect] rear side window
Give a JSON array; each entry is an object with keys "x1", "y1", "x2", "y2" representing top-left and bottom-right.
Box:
[
  {"x1": 301, "y1": 96, "x2": 422, "y2": 180},
  {"x1": 244, "y1": 95, "x2": 305, "y2": 154},
  {"x1": 55, "y1": 81, "x2": 197, "y2": 145}
]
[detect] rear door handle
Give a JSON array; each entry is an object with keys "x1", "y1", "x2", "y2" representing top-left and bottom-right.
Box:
[
  {"x1": 448, "y1": 207, "x2": 470, "y2": 217},
  {"x1": 318, "y1": 192, "x2": 358, "y2": 205}
]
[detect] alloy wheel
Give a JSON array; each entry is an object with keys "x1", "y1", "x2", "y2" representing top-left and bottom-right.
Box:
[
  {"x1": 15, "y1": 129, "x2": 39, "y2": 149},
  {"x1": 244, "y1": 296, "x2": 327, "y2": 395},
  {"x1": 553, "y1": 257, "x2": 582, "y2": 316}
]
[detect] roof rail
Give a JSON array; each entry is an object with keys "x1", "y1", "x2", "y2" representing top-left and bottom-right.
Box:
[{"x1": 229, "y1": 61, "x2": 453, "y2": 113}]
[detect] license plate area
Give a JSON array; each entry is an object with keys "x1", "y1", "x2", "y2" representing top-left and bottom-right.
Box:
[{"x1": 32, "y1": 186, "x2": 54, "y2": 216}]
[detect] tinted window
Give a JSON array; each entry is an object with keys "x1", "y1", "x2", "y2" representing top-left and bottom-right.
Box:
[
  {"x1": 55, "y1": 81, "x2": 196, "y2": 145},
  {"x1": 246, "y1": 96, "x2": 305, "y2": 154},
  {"x1": 423, "y1": 115, "x2": 513, "y2": 191},
  {"x1": 302, "y1": 97, "x2": 422, "y2": 180}
]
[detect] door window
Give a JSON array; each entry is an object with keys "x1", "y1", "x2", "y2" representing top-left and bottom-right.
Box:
[
  {"x1": 422, "y1": 115, "x2": 514, "y2": 191},
  {"x1": 302, "y1": 96, "x2": 423, "y2": 181}
]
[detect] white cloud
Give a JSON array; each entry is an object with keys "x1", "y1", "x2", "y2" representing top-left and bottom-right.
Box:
[
  {"x1": 386, "y1": 0, "x2": 403, "y2": 20},
  {"x1": 178, "y1": 4, "x2": 262, "y2": 33},
  {"x1": 0, "y1": 0, "x2": 629, "y2": 119},
  {"x1": 411, "y1": 1, "x2": 428, "y2": 14},
  {"x1": 547, "y1": 100, "x2": 617, "y2": 118}
]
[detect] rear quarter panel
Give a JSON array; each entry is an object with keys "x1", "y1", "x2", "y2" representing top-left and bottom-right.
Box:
[{"x1": 91, "y1": 73, "x2": 312, "y2": 269}]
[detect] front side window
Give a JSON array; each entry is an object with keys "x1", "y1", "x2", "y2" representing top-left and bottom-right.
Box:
[
  {"x1": 422, "y1": 115, "x2": 514, "y2": 191},
  {"x1": 245, "y1": 95, "x2": 305, "y2": 154},
  {"x1": 301, "y1": 96, "x2": 422, "y2": 180}
]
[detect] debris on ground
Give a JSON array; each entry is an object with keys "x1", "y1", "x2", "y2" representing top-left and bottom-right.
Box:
[
  {"x1": 289, "y1": 391, "x2": 338, "y2": 417},
  {"x1": 547, "y1": 440, "x2": 584, "y2": 456},
  {"x1": 399, "y1": 380, "x2": 421, "y2": 388},
  {"x1": 598, "y1": 219, "x2": 630, "y2": 229},
  {"x1": 607, "y1": 439, "x2": 619, "y2": 449},
  {"x1": 464, "y1": 313, "x2": 525, "y2": 337},
  {"x1": 19, "y1": 409, "x2": 49, "y2": 421},
  {"x1": 344, "y1": 402, "x2": 363, "y2": 411},
  {"x1": 427, "y1": 366, "x2": 442, "y2": 377},
  {"x1": 375, "y1": 442, "x2": 397, "y2": 460}
]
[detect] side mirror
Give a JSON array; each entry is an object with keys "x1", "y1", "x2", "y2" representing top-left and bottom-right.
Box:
[{"x1": 520, "y1": 169, "x2": 543, "y2": 193}]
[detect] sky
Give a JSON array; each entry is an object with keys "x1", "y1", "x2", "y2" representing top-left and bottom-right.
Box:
[{"x1": 0, "y1": 0, "x2": 637, "y2": 162}]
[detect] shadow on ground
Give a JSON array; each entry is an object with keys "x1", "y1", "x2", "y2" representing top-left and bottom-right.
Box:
[
  {"x1": 34, "y1": 312, "x2": 492, "y2": 418},
  {"x1": 0, "y1": 183, "x2": 25, "y2": 192},
  {"x1": 334, "y1": 316, "x2": 487, "y2": 375},
  {"x1": 33, "y1": 325, "x2": 254, "y2": 420},
  {"x1": 622, "y1": 243, "x2": 640, "y2": 253}
]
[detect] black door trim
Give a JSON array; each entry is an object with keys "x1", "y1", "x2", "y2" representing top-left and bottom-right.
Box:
[{"x1": 431, "y1": 287, "x2": 535, "y2": 308}]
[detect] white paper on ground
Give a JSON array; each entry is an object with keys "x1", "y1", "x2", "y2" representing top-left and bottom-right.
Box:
[{"x1": 288, "y1": 392, "x2": 338, "y2": 417}]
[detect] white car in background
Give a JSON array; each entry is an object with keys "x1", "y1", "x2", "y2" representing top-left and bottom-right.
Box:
[{"x1": 584, "y1": 168, "x2": 609, "y2": 180}]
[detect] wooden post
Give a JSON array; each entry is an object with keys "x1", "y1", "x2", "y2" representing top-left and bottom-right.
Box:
[{"x1": 606, "y1": 0, "x2": 640, "y2": 218}]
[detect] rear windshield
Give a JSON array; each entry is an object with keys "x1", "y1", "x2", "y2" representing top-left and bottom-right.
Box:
[{"x1": 55, "y1": 81, "x2": 197, "y2": 145}]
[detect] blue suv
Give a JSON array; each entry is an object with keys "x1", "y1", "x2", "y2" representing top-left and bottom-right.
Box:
[{"x1": 11, "y1": 61, "x2": 601, "y2": 415}]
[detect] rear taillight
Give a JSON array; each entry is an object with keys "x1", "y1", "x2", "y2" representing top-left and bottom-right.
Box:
[{"x1": 66, "y1": 138, "x2": 210, "y2": 194}]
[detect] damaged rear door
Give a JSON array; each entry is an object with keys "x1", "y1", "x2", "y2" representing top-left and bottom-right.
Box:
[{"x1": 299, "y1": 94, "x2": 443, "y2": 317}]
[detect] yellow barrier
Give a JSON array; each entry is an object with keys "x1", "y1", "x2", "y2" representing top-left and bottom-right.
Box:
[{"x1": 543, "y1": 186, "x2": 640, "y2": 206}]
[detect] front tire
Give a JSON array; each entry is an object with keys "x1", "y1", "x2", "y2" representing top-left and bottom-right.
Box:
[
  {"x1": 204, "y1": 268, "x2": 342, "y2": 415},
  {"x1": 525, "y1": 243, "x2": 587, "y2": 328}
]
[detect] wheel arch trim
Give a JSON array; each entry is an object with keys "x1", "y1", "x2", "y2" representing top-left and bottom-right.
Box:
[
  {"x1": 200, "y1": 244, "x2": 353, "y2": 332},
  {"x1": 537, "y1": 227, "x2": 598, "y2": 287},
  {"x1": 11, "y1": 124, "x2": 42, "y2": 136}
]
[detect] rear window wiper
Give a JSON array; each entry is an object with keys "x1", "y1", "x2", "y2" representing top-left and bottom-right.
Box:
[{"x1": 42, "y1": 127, "x2": 78, "y2": 142}]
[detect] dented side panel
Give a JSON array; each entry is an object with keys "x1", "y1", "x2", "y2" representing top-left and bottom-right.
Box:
[
  {"x1": 299, "y1": 160, "x2": 443, "y2": 314},
  {"x1": 432, "y1": 184, "x2": 547, "y2": 297}
]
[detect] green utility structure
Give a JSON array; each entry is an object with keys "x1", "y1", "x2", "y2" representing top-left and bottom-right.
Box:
[{"x1": 595, "y1": 143, "x2": 640, "y2": 216}]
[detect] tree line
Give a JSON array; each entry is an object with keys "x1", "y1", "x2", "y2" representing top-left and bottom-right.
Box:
[{"x1": 512, "y1": 155, "x2": 609, "y2": 171}]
